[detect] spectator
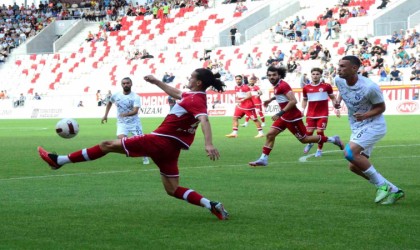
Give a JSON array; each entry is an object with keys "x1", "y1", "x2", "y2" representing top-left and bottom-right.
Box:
[
  {"x1": 230, "y1": 26, "x2": 237, "y2": 46},
  {"x1": 390, "y1": 66, "x2": 402, "y2": 81},
  {"x1": 300, "y1": 73, "x2": 310, "y2": 88},
  {"x1": 162, "y1": 72, "x2": 175, "y2": 83},
  {"x1": 387, "y1": 31, "x2": 400, "y2": 44},
  {"x1": 377, "y1": 0, "x2": 390, "y2": 9},
  {"x1": 313, "y1": 20, "x2": 321, "y2": 41},
  {"x1": 85, "y1": 31, "x2": 95, "y2": 42},
  {"x1": 345, "y1": 35, "x2": 355, "y2": 53},
  {"x1": 235, "y1": 30, "x2": 241, "y2": 45},
  {"x1": 77, "y1": 101, "x2": 84, "y2": 107},
  {"x1": 246, "y1": 54, "x2": 253, "y2": 69},
  {"x1": 378, "y1": 66, "x2": 388, "y2": 82},
  {"x1": 33, "y1": 92, "x2": 41, "y2": 100}
]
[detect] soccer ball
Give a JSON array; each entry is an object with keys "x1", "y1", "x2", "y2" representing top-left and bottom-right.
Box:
[{"x1": 56, "y1": 118, "x2": 79, "y2": 139}]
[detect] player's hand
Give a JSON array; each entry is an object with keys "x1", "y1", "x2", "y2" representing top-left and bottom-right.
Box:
[
  {"x1": 271, "y1": 114, "x2": 279, "y2": 121},
  {"x1": 101, "y1": 117, "x2": 107, "y2": 124},
  {"x1": 205, "y1": 145, "x2": 220, "y2": 161},
  {"x1": 144, "y1": 75, "x2": 158, "y2": 84},
  {"x1": 334, "y1": 101, "x2": 341, "y2": 109},
  {"x1": 353, "y1": 112, "x2": 365, "y2": 121},
  {"x1": 263, "y1": 100, "x2": 271, "y2": 107}
]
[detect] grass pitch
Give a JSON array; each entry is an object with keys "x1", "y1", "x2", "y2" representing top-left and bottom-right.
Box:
[{"x1": 1, "y1": 115, "x2": 419, "y2": 249}]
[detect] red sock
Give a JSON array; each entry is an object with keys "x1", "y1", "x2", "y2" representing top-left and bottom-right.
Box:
[
  {"x1": 260, "y1": 115, "x2": 265, "y2": 123},
  {"x1": 245, "y1": 116, "x2": 250, "y2": 122},
  {"x1": 233, "y1": 127, "x2": 238, "y2": 131},
  {"x1": 317, "y1": 131, "x2": 325, "y2": 149},
  {"x1": 318, "y1": 135, "x2": 328, "y2": 143},
  {"x1": 174, "y1": 186, "x2": 203, "y2": 207},
  {"x1": 262, "y1": 146, "x2": 272, "y2": 155},
  {"x1": 68, "y1": 145, "x2": 106, "y2": 163}
]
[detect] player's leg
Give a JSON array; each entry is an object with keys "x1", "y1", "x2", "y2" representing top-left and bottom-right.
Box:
[
  {"x1": 344, "y1": 127, "x2": 404, "y2": 204},
  {"x1": 241, "y1": 115, "x2": 250, "y2": 127},
  {"x1": 226, "y1": 108, "x2": 242, "y2": 137},
  {"x1": 255, "y1": 105, "x2": 265, "y2": 126},
  {"x1": 156, "y1": 147, "x2": 228, "y2": 220},
  {"x1": 248, "y1": 109, "x2": 264, "y2": 138},
  {"x1": 38, "y1": 138, "x2": 124, "y2": 170},
  {"x1": 249, "y1": 119, "x2": 283, "y2": 166},
  {"x1": 303, "y1": 118, "x2": 315, "y2": 154},
  {"x1": 294, "y1": 120, "x2": 344, "y2": 150},
  {"x1": 130, "y1": 124, "x2": 150, "y2": 165},
  {"x1": 314, "y1": 118, "x2": 328, "y2": 157}
]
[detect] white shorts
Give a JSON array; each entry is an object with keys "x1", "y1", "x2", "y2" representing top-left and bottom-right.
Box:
[
  {"x1": 350, "y1": 123, "x2": 386, "y2": 157},
  {"x1": 117, "y1": 122, "x2": 143, "y2": 137}
]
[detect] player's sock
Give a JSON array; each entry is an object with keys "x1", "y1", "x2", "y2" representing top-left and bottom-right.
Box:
[
  {"x1": 233, "y1": 127, "x2": 238, "y2": 134},
  {"x1": 200, "y1": 198, "x2": 211, "y2": 209},
  {"x1": 262, "y1": 146, "x2": 272, "y2": 156},
  {"x1": 57, "y1": 156, "x2": 71, "y2": 165},
  {"x1": 68, "y1": 145, "x2": 106, "y2": 163},
  {"x1": 245, "y1": 116, "x2": 250, "y2": 123},
  {"x1": 317, "y1": 131, "x2": 325, "y2": 150},
  {"x1": 174, "y1": 186, "x2": 204, "y2": 207},
  {"x1": 363, "y1": 165, "x2": 387, "y2": 187},
  {"x1": 259, "y1": 114, "x2": 265, "y2": 123},
  {"x1": 385, "y1": 181, "x2": 399, "y2": 193}
]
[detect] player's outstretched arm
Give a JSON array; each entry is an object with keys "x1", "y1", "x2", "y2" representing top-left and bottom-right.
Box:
[
  {"x1": 102, "y1": 101, "x2": 113, "y2": 124},
  {"x1": 198, "y1": 115, "x2": 220, "y2": 161},
  {"x1": 144, "y1": 75, "x2": 183, "y2": 100}
]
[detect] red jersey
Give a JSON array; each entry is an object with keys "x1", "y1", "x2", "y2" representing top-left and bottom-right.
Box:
[
  {"x1": 302, "y1": 82, "x2": 333, "y2": 118},
  {"x1": 249, "y1": 85, "x2": 262, "y2": 105},
  {"x1": 152, "y1": 92, "x2": 207, "y2": 149},
  {"x1": 273, "y1": 80, "x2": 302, "y2": 121},
  {"x1": 235, "y1": 84, "x2": 254, "y2": 109}
]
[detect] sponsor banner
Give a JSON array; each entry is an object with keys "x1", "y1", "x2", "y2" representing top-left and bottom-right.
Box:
[{"x1": 0, "y1": 86, "x2": 418, "y2": 119}]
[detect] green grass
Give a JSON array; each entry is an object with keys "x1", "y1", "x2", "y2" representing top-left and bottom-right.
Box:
[{"x1": 1, "y1": 116, "x2": 419, "y2": 249}]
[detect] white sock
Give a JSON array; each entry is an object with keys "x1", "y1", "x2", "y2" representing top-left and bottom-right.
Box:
[
  {"x1": 385, "y1": 181, "x2": 399, "y2": 193},
  {"x1": 258, "y1": 130, "x2": 264, "y2": 135},
  {"x1": 243, "y1": 122, "x2": 248, "y2": 125},
  {"x1": 260, "y1": 153, "x2": 268, "y2": 160},
  {"x1": 362, "y1": 166, "x2": 386, "y2": 187},
  {"x1": 57, "y1": 155, "x2": 71, "y2": 165},
  {"x1": 327, "y1": 137, "x2": 335, "y2": 142},
  {"x1": 232, "y1": 130, "x2": 238, "y2": 135},
  {"x1": 200, "y1": 198, "x2": 211, "y2": 209}
]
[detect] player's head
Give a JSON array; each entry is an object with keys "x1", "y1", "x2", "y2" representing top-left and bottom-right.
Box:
[
  {"x1": 234, "y1": 75, "x2": 243, "y2": 86},
  {"x1": 248, "y1": 76, "x2": 257, "y2": 86},
  {"x1": 266, "y1": 66, "x2": 286, "y2": 85},
  {"x1": 338, "y1": 56, "x2": 361, "y2": 79},
  {"x1": 310, "y1": 68, "x2": 323, "y2": 83},
  {"x1": 188, "y1": 68, "x2": 226, "y2": 93},
  {"x1": 121, "y1": 77, "x2": 133, "y2": 93}
]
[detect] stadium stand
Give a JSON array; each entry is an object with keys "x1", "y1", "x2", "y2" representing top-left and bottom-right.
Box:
[{"x1": 0, "y1": 0, "x2": 419, "y2": 110}]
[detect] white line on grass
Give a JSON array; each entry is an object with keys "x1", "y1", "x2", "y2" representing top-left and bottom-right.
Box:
[
  {"x1": 299, "y1": 143, "x2": 420, "y2": 162},
  {"x1": 2, "y1": 144, "x2": 419, "y2": 182}
]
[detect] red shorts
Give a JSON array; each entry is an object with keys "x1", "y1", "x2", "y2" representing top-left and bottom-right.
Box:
[
  {"x1": 306, "y1": 117, "x2": 328, "y2": 130},
  {"x1": 271, "y1": 118, "x2": 307, "y2": 140},
  {"x1": 234, "y1": 106, "x2": 257, "y2": 120},
  {"x1": 122, "y1": 134, "x2": 182, "y2": 177}
]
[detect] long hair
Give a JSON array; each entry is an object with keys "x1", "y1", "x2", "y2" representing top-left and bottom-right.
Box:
[
  {"x1": 195, "y1": 68, "x2": 226, "y2": 93},
  {"x1": 267, "y1": 65, "x2": 287, "y2": 79}
]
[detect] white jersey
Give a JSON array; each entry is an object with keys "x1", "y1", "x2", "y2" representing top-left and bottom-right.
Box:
[
  {"x1": 110, "y1": 91, "x2": 141, "y2": 125},
  {"x1": 335, "y1": 75, "x2": 386, "y2": 131}
]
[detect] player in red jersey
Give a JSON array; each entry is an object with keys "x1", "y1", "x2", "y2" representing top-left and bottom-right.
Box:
[
  {"x1": 226, "y1": 75, "x2": 264, "y2": 138},
  {"x1": 249, "y1": 66, "x2": 344, "y2": 167},
  {"x1": 302, "y1": 67, "x2": 340, "y2": 157},
  {"x1": 240, "y1": 76, "x2": 266, "y2": 127},
  {"x1": 38, "y1": 68, "x2": 229, "y2": 220}
]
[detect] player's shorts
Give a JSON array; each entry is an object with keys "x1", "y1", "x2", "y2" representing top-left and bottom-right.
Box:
[
  {"x1": 271, "y1": 118, "x2": 307, "y2": 140},
  {"x1": 122, "y1": 134, "x2": 182, "y2": 177},
  {"x1": 117, "y1": 122, "x2": 143, "y2": 136},
  {"x1": 234, "y1": 107, "x2": 257, "y2": 120},
  {"x1": 306, "y1": 117, "x2": 328, "y2": 130},
  {"x1": 350, "y1": 123, "x2": 387, "y2": 157}
]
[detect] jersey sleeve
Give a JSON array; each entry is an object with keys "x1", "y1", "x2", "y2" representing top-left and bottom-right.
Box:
[
  {"x1": 134, "y1": 94, "x2": 141, "y2": 108},
  {"x1": 302, "y1": 86, "x2": 308, "y2": 99},
  {"x1": 369, "y1": 84, "x2": 385, "y2": 104},
  {"x1": 181, "y1": 92, "x2": 208, "y2": 118}
]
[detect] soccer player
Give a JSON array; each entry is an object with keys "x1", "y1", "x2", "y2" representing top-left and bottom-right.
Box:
[
  {"x1": 249, "y1": 66, "x2": 344, "y2": 167},
  {"x1": 241, "y1": 76, "x2": 266, "y2": 127},
  {"x1": 101, "y1": 77, "x2": 150, "y2": 165},
  {"x1": 38, "y1": 69, "x2": 229, "y2": 220},
  {"x1": 334, "y1": 56, "x2": 404, "y2": 204},
  {"x1": 226, "y1": 75, "x2": 264, "y2": 138},
  {"x1": 302, "y1": 68, "x2": 340, "y2": 157}
]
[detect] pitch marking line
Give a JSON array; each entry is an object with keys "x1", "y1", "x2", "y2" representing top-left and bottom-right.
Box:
[
  {"x1": 299, "y1": 143, "x2": 420, "y2": 162},
  {"x1": 1, "y1": 144, "x2": 419, "y2": 182}
]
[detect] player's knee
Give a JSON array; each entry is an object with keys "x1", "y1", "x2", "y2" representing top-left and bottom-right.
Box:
[
  {"x1": 349, "y1": 163, "x2": 358, "y2": 173},
  {"x1": 344, "y1": 144, "x2": 354, "y2": 161}
]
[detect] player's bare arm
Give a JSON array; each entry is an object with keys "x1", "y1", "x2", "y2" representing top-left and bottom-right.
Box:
[
  {"x1": 329, "y1": 94, "x2": 341, "y2": 117},
  {"x1": 263, "y1": 96, "x2": 276, "y2": 107},
  {"x1": 198, "y1": 115, "x2": 220, "y2": 161},
  {"x1": 353, "y1": 102, "x2": 386, "y2": 121},
  {"x1": 144, "y1": 75, "x2": 183, "y2": 99},
  {"x1": 120, "y1": 107, "x2": 140, "y2": 118},
  {"x1": 101, "y1": 101, "x2": 113, "y2": 124}
]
